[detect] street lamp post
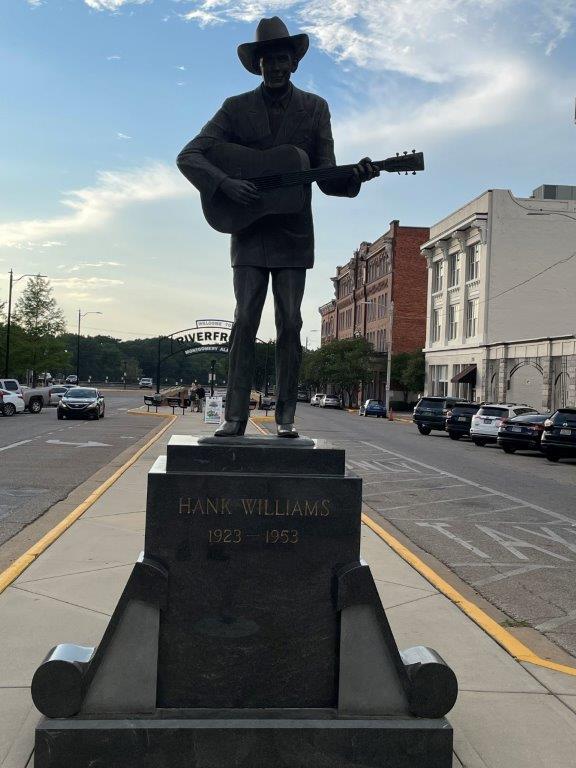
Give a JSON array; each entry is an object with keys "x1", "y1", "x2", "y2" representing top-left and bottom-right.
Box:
[
  {"x1": 3, "y1": 270, "x2": 47, "y2": 378},
  {"x1": 76, "y1": 310, "x2": 102, "y2": 384},
  {"x1": 385, "y1": 301, "x2": 394, "y2": 414}
]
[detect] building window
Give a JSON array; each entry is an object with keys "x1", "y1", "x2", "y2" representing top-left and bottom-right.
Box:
[
  {"x1": 448, "y1": 252, "x2": 460, "y2": 287},
  {"x1": 465, "y1": 298, "x2": 478, "y2": 337},
  {"x1": 429, "y1": 365, "x2": 448, "y2": 396},
  {"x1": 466, "y1": 244, "x2": 480, "y2": 281},
  {"x1": 448, "y1": 304, "x2": 458, "y2": 340},
  {"x1": 432, "y1": 260, "x2": 444, "y2": 293},
  {"x1": 432, "y1": 308, "x2": 442, "y2": 343}
]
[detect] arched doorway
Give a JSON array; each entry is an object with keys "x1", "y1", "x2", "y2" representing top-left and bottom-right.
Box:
[
  {"x1": 553, "y1": 372, "x2": 570, "y2": 410},
  {"x1": 507, "y1": 362, "x2": 543, "y2": 409}
]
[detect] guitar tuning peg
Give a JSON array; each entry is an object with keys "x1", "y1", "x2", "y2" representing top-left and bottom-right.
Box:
[
  {"x1": 405, "y1": 171, "x2": 408, "y2": 175},
  {"x1": 403, "y1": 150, "x2": 408, "y2": 155},
  {"x1": 412, "y1": 149, "x2": 416, "y2": 153},
  {"x1": 412, "y1": 171, "x2": 416, "y2": 175},
  {"x1": 396, "y1": 152, "x2": 399, "y2": 157},
  {"x1": 397, "y1": 171, "x2": 401, "y2": 175}
]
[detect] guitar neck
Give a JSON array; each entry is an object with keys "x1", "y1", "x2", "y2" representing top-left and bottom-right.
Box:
[{"x1": 251, "y1": 162, "x2": 386, "y2": 192}]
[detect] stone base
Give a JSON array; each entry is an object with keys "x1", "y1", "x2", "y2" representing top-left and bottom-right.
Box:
[{"x1": 35, "y1": 709, "x2": 453, "y2": 768}]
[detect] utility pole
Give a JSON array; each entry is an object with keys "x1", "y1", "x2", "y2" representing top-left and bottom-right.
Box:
[
  {"x1": 3, "y1": 270, "x2": 47, "y2": 378},
  {"x1": 210, "y1": 359, "x2": 216, "y2": 396},
  {"x1": 385, "y1": 301, "x2": 394, "y2": 414},
  {"x1": 156, "y1": 337, "x2": 162, "y2": 394},
  {"x1": 76, "y1": 309, "x2": 102, "y2": 383}
]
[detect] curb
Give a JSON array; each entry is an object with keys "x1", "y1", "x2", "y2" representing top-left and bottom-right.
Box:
[
  {"x1": 0, "y1": 412, "x2": 177, "y2": 595},
  {"x1": 362, "y1": 513, "x2": 576, "y2": 677}
]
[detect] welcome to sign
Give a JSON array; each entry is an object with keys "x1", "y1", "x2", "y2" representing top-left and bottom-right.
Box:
[{"x1": 169, "y1": 319, "x2": 233, "y2": 356}]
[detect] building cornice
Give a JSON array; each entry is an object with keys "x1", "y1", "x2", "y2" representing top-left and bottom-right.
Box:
[{"x1": 420, "y1": 213, "x2": 488, "y2": 252}]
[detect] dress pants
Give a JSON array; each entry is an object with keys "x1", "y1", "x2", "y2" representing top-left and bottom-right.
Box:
[{"x1": 224, "y1": 266, "x2": 306, "y2": 425}]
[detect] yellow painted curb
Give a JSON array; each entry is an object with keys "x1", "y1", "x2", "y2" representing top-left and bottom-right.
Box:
[
  {"x1": 0, "y1": 413, "x2": 177, "y2": 595},
  {"x1": 362, "y1": 513, "x2": 576, "y2": 677},
  {"x1": 249, "y1": 418, "x2": 268, "y2": 435}
]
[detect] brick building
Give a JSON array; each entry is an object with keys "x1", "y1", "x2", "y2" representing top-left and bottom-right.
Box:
[{"x1": 319, "y1": 220, "x2": 429, "y2": 401}]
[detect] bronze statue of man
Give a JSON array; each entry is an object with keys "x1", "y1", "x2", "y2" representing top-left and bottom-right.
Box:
[{"x1": 177, "y1": 16, "x2": 379, "y2": 437}]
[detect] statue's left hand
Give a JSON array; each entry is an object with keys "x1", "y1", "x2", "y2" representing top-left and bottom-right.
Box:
[{"x1": 352, "y1": 157, "x2": 380, "y2": 183}]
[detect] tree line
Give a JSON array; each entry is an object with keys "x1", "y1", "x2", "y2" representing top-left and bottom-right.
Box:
[{"x1": 1, "y1": 277, "x2": 424, "y2": 398}]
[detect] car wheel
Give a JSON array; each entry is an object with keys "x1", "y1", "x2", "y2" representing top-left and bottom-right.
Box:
[
  {"x1": 57, "y1": 411, "x2": 64, "y2": 420},
  {"x1": 546, "y1": 452, "x2": 560, "y2": 463},
  {"x1": 473, "y1": 439, "x2": 487, "y2": 446},
  {"x1": 418, "y1": 426, "x2": 431, "y2": 435},
  {"x1": 3, "y1": 403, "x2": 16, "y2": 417},
  {"x1": 502, "y1": 446, "x2": 516, "y2": 454},
  {"x1": 448, "y1": 432, "x2": 461, "y2": 440},
  {"x1": 100, "y1": 409, "x2": 105, "y2": 419},
  {"x1": 28, "y1": 398, "x2": 42, "y2": 414}
]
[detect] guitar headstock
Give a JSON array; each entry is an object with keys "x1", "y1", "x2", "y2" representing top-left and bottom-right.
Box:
[{"x1": 381, "y1": 150, "x2": 425, "y2": 174}]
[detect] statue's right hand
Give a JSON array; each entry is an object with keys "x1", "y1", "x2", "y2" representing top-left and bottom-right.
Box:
[{"x1": 220, "y1": 178, "x2": 260, "y2": 206}]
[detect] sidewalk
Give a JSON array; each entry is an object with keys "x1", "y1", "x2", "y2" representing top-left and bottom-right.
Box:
[{"x1": 2, "y1": 410, "x2": 576, "y2": 767}]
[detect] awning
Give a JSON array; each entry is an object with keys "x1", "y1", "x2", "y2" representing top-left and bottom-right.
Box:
[{"x1": 451, "y1": 364, "x2": 477, "y2": 384}]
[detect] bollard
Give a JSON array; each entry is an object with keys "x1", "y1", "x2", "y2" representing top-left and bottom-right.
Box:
[{"x1": 389, "y1": 408, "x2": 394, "y2": 421}]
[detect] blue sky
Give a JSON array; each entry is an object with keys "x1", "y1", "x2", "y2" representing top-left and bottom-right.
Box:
[{"x1": 1, "y1": 0, "x2": 575, "y2": 343}]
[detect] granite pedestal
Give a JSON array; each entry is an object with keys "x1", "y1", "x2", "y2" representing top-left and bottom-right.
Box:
[{"x1": 32, "y1": 435, "x2": 457, "y2": 767}]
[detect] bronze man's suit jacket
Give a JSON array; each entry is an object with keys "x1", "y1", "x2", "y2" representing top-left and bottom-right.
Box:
[{"x1": 177, "y1": 85, "x2": 360, "y2": 270}]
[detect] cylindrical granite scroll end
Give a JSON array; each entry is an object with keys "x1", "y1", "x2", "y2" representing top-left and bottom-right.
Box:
[
  {"x1": 32, "y1": 644, "x2": 94, "y2": 718},
  {"x1": 401, "y1": 645, "x2": 458, "y2": 718}
]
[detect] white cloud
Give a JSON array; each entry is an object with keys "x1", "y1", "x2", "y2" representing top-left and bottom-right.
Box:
[
  {"x1": 117, "y1": 132, "x2": 132, "y2": 140},
  {"x1": 57, "y1": 261, "x2": 123, "y2": 273},
  {"x1": 54, "y1": 277, "x2": 124, "y2": 289},
  {"x1": 0, "y1": 163, "x2": 189, "y2": 249},
  {"x1": 107, "y1": 54, "x2": 122, "y2": 60},
  {"x1": 84, "y1": 0, "x2": 149, "y2": 10}
]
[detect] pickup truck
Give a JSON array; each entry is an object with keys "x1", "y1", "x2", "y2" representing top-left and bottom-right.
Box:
[{"x1": 0, "y1": 378, "x2": 53, "y2": 413}]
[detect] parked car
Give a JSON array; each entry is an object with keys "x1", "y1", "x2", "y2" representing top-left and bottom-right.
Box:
[
  {"x1": 0, "y1": 378, "x2": 52, "y2": 413},
  {"x1": 445, "y1": 402, "x2": 480, "y2": 439},
  {"x1": 297, "y1": 390, "x2": 309, "y2": 403},
  {"x1": 65, "y1": 375, "x2": 78, "y2": 385},
  {"x1": 413, "y1": 396, "x2": 466, "y2": 435},
  {"x1": 541, "y1": 408, "x2": 576, "y2": 462},
  {"x1": 497, "y1": 413, "x2": 550, "y2": 454},
  {"x1": 359, "y1": 399, "x2": 387, "y2": 418},
  {"x1": 57, "y1": 387, "x2": 105, "y2": 420},
  {"x1": 138, "y1": 377, "x2": 154, "y2": 389},
  {"x1": 470, "y1": 403, "x2": 538, "y2": 446},
  {"x1": 319, "y1": 394, "x2": 341, "y2": 409},
  {"x1": 0, "y1": 389, "x2": 25, "y2": 416},
  {"x1": 49, "y1": 385, "x2": 72, "y2": 406},
  {"x1": 310, "y1": 393, "x2": 325, "y2": 406}
]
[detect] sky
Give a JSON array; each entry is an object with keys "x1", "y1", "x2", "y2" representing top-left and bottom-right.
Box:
[{"x1": 1, "y1": 0, "x2": 575, "y2": 344}]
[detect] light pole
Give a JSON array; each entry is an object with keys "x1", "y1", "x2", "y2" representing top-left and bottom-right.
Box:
[
  {"x1": 3, "y1": 270, "x2": 47, "y2": 377},
  {"x1": 385, "y1": 301, "x2": 395, "y2": 414},
  {"x1": 76, "y1": 310, "x2": 102, "y2": 383},
  {"x1": 210, "y1": 359, "x2": 216, "y2": 396}
]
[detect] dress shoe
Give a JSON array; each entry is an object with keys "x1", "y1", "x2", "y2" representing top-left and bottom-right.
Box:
[
  {"x1": 214, "y1": 420, "x2": 247, "y2": 437},
  {"x1": 277, "y1": 423, "x2": 299, "y2": 438}
]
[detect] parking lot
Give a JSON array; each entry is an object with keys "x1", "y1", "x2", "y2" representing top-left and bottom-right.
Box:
[
  {"x1": 0, "y1": 391, "x2": 161, "y2": 550},
  {"x1": 294, "y1": 403, "x2": 576, "y2": 657}
]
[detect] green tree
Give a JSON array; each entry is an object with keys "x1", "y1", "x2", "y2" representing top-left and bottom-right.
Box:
[
  {"x1": 302, "y1": 338, "x2": 372, "y2": 406},
  {"x1": 401, "y1": 350, "x2": 425, "y2": 396},
  {"x1": 13, "y1": 276, "x2": 68, "y2": 384}
]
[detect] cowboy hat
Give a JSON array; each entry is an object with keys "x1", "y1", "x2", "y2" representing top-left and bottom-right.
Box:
[{"x1": 237, "y1": 17, "x2": 309, "y2": 76}]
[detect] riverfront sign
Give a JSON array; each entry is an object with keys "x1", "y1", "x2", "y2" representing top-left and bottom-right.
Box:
[{"x1": 169, "y1": 319, "x2": 233, "y2": 356}]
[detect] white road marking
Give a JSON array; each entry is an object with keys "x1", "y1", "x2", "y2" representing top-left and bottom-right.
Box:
[
  {"x1": 362, "y1": 474, "x2": 446, "y2": 485},
  {"x1": 361, "y1": 441, "x2": 576, "y2": 525},
  {"x1": 363, "y1": 483, "x2": 465, "y2": 499},
  {"x1": 416, "y1": 522, "x2": 490, "y2": 558},
  {"x1": 536, "y1": 610, "x2": 576, "y2": 631},
  {"x1": 473, "y1": 564, "x2": 555, "y2": 587},
  {"x1": 45, "y1": 440, "x2": 112, "y2": 448},
  {"x1": 376, "y1": 492, "x2": 496, "y2": 512},
  {"x1": 0, "y1": 439, "x2": 35, "y2": 453},
  {"x1": 476, "y1": 526, "x2": 571, "y2": 562}
]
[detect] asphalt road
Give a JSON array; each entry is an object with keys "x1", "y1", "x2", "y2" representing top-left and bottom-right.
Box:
[
  {"x1": 0, "y1": 391, "x2": 160, "y2": 548},
  {"x1": 292, "y1": 403, "x2": 576, "y2": 657}
]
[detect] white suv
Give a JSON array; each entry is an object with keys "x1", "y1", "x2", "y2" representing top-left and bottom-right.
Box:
[{"x1": 470, "y1": 403, "x2": 538, "y2": 446}]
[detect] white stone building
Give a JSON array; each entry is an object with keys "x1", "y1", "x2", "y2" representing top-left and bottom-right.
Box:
[{"x1": 421, "y1": 185, "x2": 576, "y2": 410}]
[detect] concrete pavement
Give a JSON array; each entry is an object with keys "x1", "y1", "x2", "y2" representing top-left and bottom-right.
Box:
[{"x1": 2, "y1": 409, "x2": 576, "y2": 767}]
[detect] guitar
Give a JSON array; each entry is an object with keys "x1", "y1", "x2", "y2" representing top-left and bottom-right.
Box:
[{"x1": 201, "y1": 143, "x2": 424, "y2": 234}]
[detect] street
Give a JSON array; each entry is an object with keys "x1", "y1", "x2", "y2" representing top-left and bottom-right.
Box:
[
  {"x1": 0, "y1": 391, "x2": 161, "y2": 548},
  {"x1": 292, "y1": 404, "x2": 576, "y2": 657}
]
